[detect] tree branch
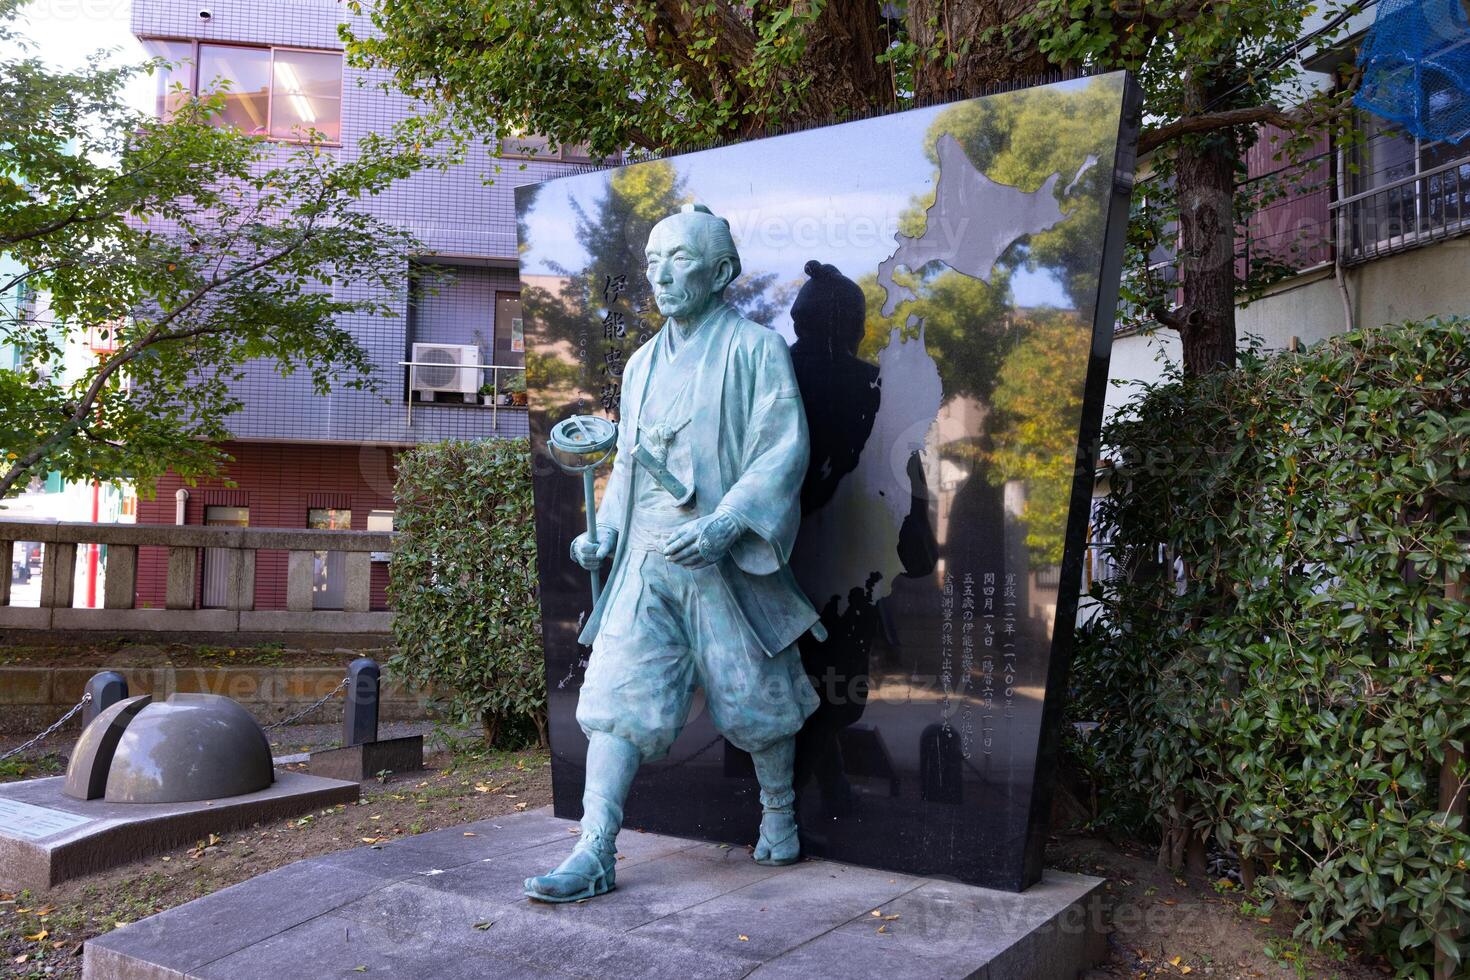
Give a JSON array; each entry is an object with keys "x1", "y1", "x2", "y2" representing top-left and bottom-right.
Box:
[
  {"x1": 1140, "y1": 105, "x2": 1296, "y2": 155},
  {"x1": 1140, "y1": 66, "x2": 1365, "y2": 155},
  {"x1": 0, "y1": 191, "x2": 329, "y2": 498}
]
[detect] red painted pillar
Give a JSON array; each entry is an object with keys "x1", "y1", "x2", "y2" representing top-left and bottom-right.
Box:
[{"x1": 86, "y1": 480, "x2": 100, "y2": 607}]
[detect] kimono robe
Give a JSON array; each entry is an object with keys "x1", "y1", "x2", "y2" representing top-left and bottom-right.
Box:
[{"x1": 574, "y1": 303, "x2": 822, "y2": 760}]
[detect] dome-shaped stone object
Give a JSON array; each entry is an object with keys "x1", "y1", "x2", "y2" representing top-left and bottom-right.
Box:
[
  {"x1": 64, "y1": 694, "x2": 153, "y2": 800},
  {"x1": 102, "y1": 694, "x2": 274, "y2": 804}
]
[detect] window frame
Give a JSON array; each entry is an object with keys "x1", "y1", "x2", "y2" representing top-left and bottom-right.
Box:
[
  {"x1": 494, "y1": 128, "x2": 599, "y2": 164},
  {"x1": 141, "y1": 37, "x2": 345, "y2": 147},
  {"x1": 1334, "y1": 112, "x2": 1470, "y2": 265}
]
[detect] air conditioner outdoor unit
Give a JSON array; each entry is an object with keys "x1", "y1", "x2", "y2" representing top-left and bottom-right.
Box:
[{"x1": 411, "y1": 343, "x2": 482, "y2": 401}]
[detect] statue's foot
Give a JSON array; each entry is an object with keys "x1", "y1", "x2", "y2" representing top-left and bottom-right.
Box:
[
  {"x1": 753, "y1": 809, "x2": 800, "y2": 866},
  {"x1": 523, "y1": 837, "x2": 616, "y2": 903}
]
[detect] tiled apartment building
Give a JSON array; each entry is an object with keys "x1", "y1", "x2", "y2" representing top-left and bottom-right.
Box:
[{"x1": 129, "y1": 0, "x2": 587, "y2": 610}]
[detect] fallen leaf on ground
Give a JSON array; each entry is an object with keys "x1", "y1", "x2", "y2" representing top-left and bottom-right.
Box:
[
  {"x1": 474, "y1": 921, "x2": 494, "y2": 931},
  {"x1": 24, "y1": 929, "x2": 48, "y2": 942},
  {"x1": 463, "y1": 832, "x2": 477, "y2": 837},
  {"x1": 738, "y1": 935, "x2": 749, "y2": 942},
  {"x1": 876, "y1": 925, "x2": 888, "y2": 934}
]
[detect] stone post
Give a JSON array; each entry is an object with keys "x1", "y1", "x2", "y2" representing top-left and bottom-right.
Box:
[
  {"x1": 343, "y1": 658, "x2": 380, "y2": 748},
  {"x1": 286, "y1": 551, "x2": 315, "y2": 612},
  {"x1": 40, "y1": 542, "x2": 78, "y2": 608},
  {"x1": 82, "y1": 671, "x2": 129, "y2": 726},
  {"x1": 103, "y1": 545, "x2": 138, "y2": 610},
  {"x1": 165, "y1": 546, "x2": 196, "y2": 610}
]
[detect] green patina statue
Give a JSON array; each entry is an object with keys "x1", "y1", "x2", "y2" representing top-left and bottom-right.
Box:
[{"x1": 525, "y1": 204, "x2": 824, "y2": 903}]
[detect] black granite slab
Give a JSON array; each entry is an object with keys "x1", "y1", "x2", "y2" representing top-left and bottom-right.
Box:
[{"x1": 518, "y1": 73, "x2": 1141, "y2": 891}]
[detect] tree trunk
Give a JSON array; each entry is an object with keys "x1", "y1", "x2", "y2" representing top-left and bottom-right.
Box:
[
  {"x1": 480, "y1": 709, "x2": 502, "y2": 747},
  {"x1": 786, "y1": 0, "x2": 895, "y2": 123},
  {"x1": 906, "y1": 0, "x2": 1052, "y2": 102},
  {"x1": 1185, "y1": 830, "x2": 1209, "y2": 880},
  {"x1": 1176, "y1": 133, "x2": 1239, "y2": 376}
]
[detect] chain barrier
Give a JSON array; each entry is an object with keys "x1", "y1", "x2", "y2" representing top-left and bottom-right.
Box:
[
  {"x1": 264, "y1": 675, "x2": 349, "y2": 732},
  {"x1": 2, "y1": 675, "x2": 352, "y2": 763},
  {"x1": 1, "y1": 692, "x2": 91, "y2": 762}
]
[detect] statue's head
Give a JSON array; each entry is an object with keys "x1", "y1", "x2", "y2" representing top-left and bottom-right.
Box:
[
  {"x1": 644, "y1": 203, "x2": 742, "y2": 320},
  {"x1": 791, "y1": 259, "x2": 866, "y2": 356}
]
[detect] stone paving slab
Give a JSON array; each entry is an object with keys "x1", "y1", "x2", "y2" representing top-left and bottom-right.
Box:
[
  {"x1": 0, "y1": 771, "x2": 359, "y2": 891},
  {"x1": 83, "y1": 807, "x2": 1106, "y2": 980}
]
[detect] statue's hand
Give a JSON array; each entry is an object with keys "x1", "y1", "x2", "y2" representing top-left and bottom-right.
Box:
[
  {"x1": 570, "y1": 525, "x2": 618, "y2": 571},
  {"x1": 664, "y1": 511, "x2": 743, "y2": 569}
]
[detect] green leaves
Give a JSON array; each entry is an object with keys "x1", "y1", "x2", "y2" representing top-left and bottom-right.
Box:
[
  {"x1": 0, "y1": 5, "x2": 431, "y2": 498},
  {"x1": 1073, "y1": 316, "x2": 1470, "y2": 972},
  {"x1": 386, "y1": 440, "x2": 545, "y2": 748}
]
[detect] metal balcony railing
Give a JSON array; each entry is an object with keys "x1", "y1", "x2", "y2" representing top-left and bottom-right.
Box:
[{"x1": 1334, "y1": 154, "x2": 1470, "y2": 266}]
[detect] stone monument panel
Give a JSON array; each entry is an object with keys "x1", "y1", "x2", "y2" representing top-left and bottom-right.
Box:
[
  {"x1": 0, "y1": 798, "x2": 94, "y2": 841},
  {"x1": 518, "y1": 74, "x2": 1140, "y2": 892}
]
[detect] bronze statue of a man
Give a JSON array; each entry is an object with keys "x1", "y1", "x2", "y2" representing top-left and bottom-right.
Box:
[{"x1": 526, "y1": 204, "x2": 823, "y2": 903}]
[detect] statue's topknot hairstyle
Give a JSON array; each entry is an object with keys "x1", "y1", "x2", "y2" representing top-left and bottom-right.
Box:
[{"x1": 672, "y1": 202, "x2": 741, "y2": 282}]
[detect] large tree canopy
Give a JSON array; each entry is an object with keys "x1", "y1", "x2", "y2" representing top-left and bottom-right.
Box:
[
  {"x1": 0, "y1": 0, "x2": 431, "y2": 498},
  {"x1": 351, "y1": 0, "x2": 1368, "y2": 379},
  {"x1": 1009, "y1": 0, "x2": 1367, "y2": 373},
  {"x1": 345, "y1": 0, "x2": 1052, "y2": 154}
]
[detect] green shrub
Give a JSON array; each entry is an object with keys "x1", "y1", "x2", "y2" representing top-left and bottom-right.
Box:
[
  {"x1": 1075, "y1": 316, "x2": 1470, "y2": 975},
  {"x1": 387, "y1": 438, "x2": 546, "y2": 747}
]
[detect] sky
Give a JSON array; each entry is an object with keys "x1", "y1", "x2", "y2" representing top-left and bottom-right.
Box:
[
  {"x1": 9, "y1": 0, "x2": 151, "y2": 109},
  {"x1": 520, "y1": 99, "x2": 1078, "y2": 341},
  {"x1": 11, "y1": 0, "x2": 1078, "y2": 325}
]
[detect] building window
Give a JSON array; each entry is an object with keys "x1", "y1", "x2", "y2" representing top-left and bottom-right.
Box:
[
  {"x1": 1338, "y1": 113, "x2": 1470, "y2": 264},
  {"x1": 307, "y1": 507, "x2": 351, "y2": 609},
  {"x1": 271, "y1": 49, "x2": 343, "y2": 142},
  {"x1": 495, "y1": 293, "x2": 525, "y2": 364},
  {"x1": 198, "y1": 44, "x2": 271, "y2": 135},
  {"x1": 406, "y1": 261, "x2": 494, "y2": 405},
  {"x1": 143, "y1": 38, "x2": 195, "y2": 120},
  {"x1": 497, "y1": 129, "x2": 597, "y2": 164},
  {"x1": 140, "y1": 39, "x2": 342, "y2": 143},
  {"x1": 367, "y1": 509, "x2": 393, "y2": 563},
  {"x1": 202, "y1": 505, "x2": 248, "y2": 609}
]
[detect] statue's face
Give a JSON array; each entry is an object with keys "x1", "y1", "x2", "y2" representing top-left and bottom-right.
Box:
[{"x1": 645, "y1": 215, "x2": 727, "y2": 320}]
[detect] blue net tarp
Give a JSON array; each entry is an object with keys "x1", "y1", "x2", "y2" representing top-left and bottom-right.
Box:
[{"x1": 1355, "y1": 0, "x2": 1470, "y2": 144}]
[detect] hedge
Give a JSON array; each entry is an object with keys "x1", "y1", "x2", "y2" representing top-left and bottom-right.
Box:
[
  {"x1": 387, "y1": 438, "x2": 546, "y2": 747},
  {"x1": 1073, "y1": 317, "x2": 1470, "y2": 974}
]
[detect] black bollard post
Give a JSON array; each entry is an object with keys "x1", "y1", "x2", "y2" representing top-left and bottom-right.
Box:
[
  {"x1": 82, "y1": 671, "x2": 128, "y2": 727},
  {"x1": 343, "y1": 658, "x2": 380, "y2": 748}
]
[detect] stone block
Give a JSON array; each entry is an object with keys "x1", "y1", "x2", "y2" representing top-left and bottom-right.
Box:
[
  {"x1": 309, "y1": 736, "x2": 423, "y2": 783},
  {"x1": 238, "y1": 610, "x2": 393, "y2": 633},
  {"x1": 51, "y1": 608, "x2": 239, "y2": 632},
  {"x1": 83, "y1": 807, "x2": 1107, "y2": 980},
  {"x1": 0, "y1": 667, "x2": 50, "y2": 704},
  {"x1": 0, "y1": 771, "x2": 359, "y2": 891},
  {"x1": 0, "y1": 606, "x2": 52, "y2": 629}
]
